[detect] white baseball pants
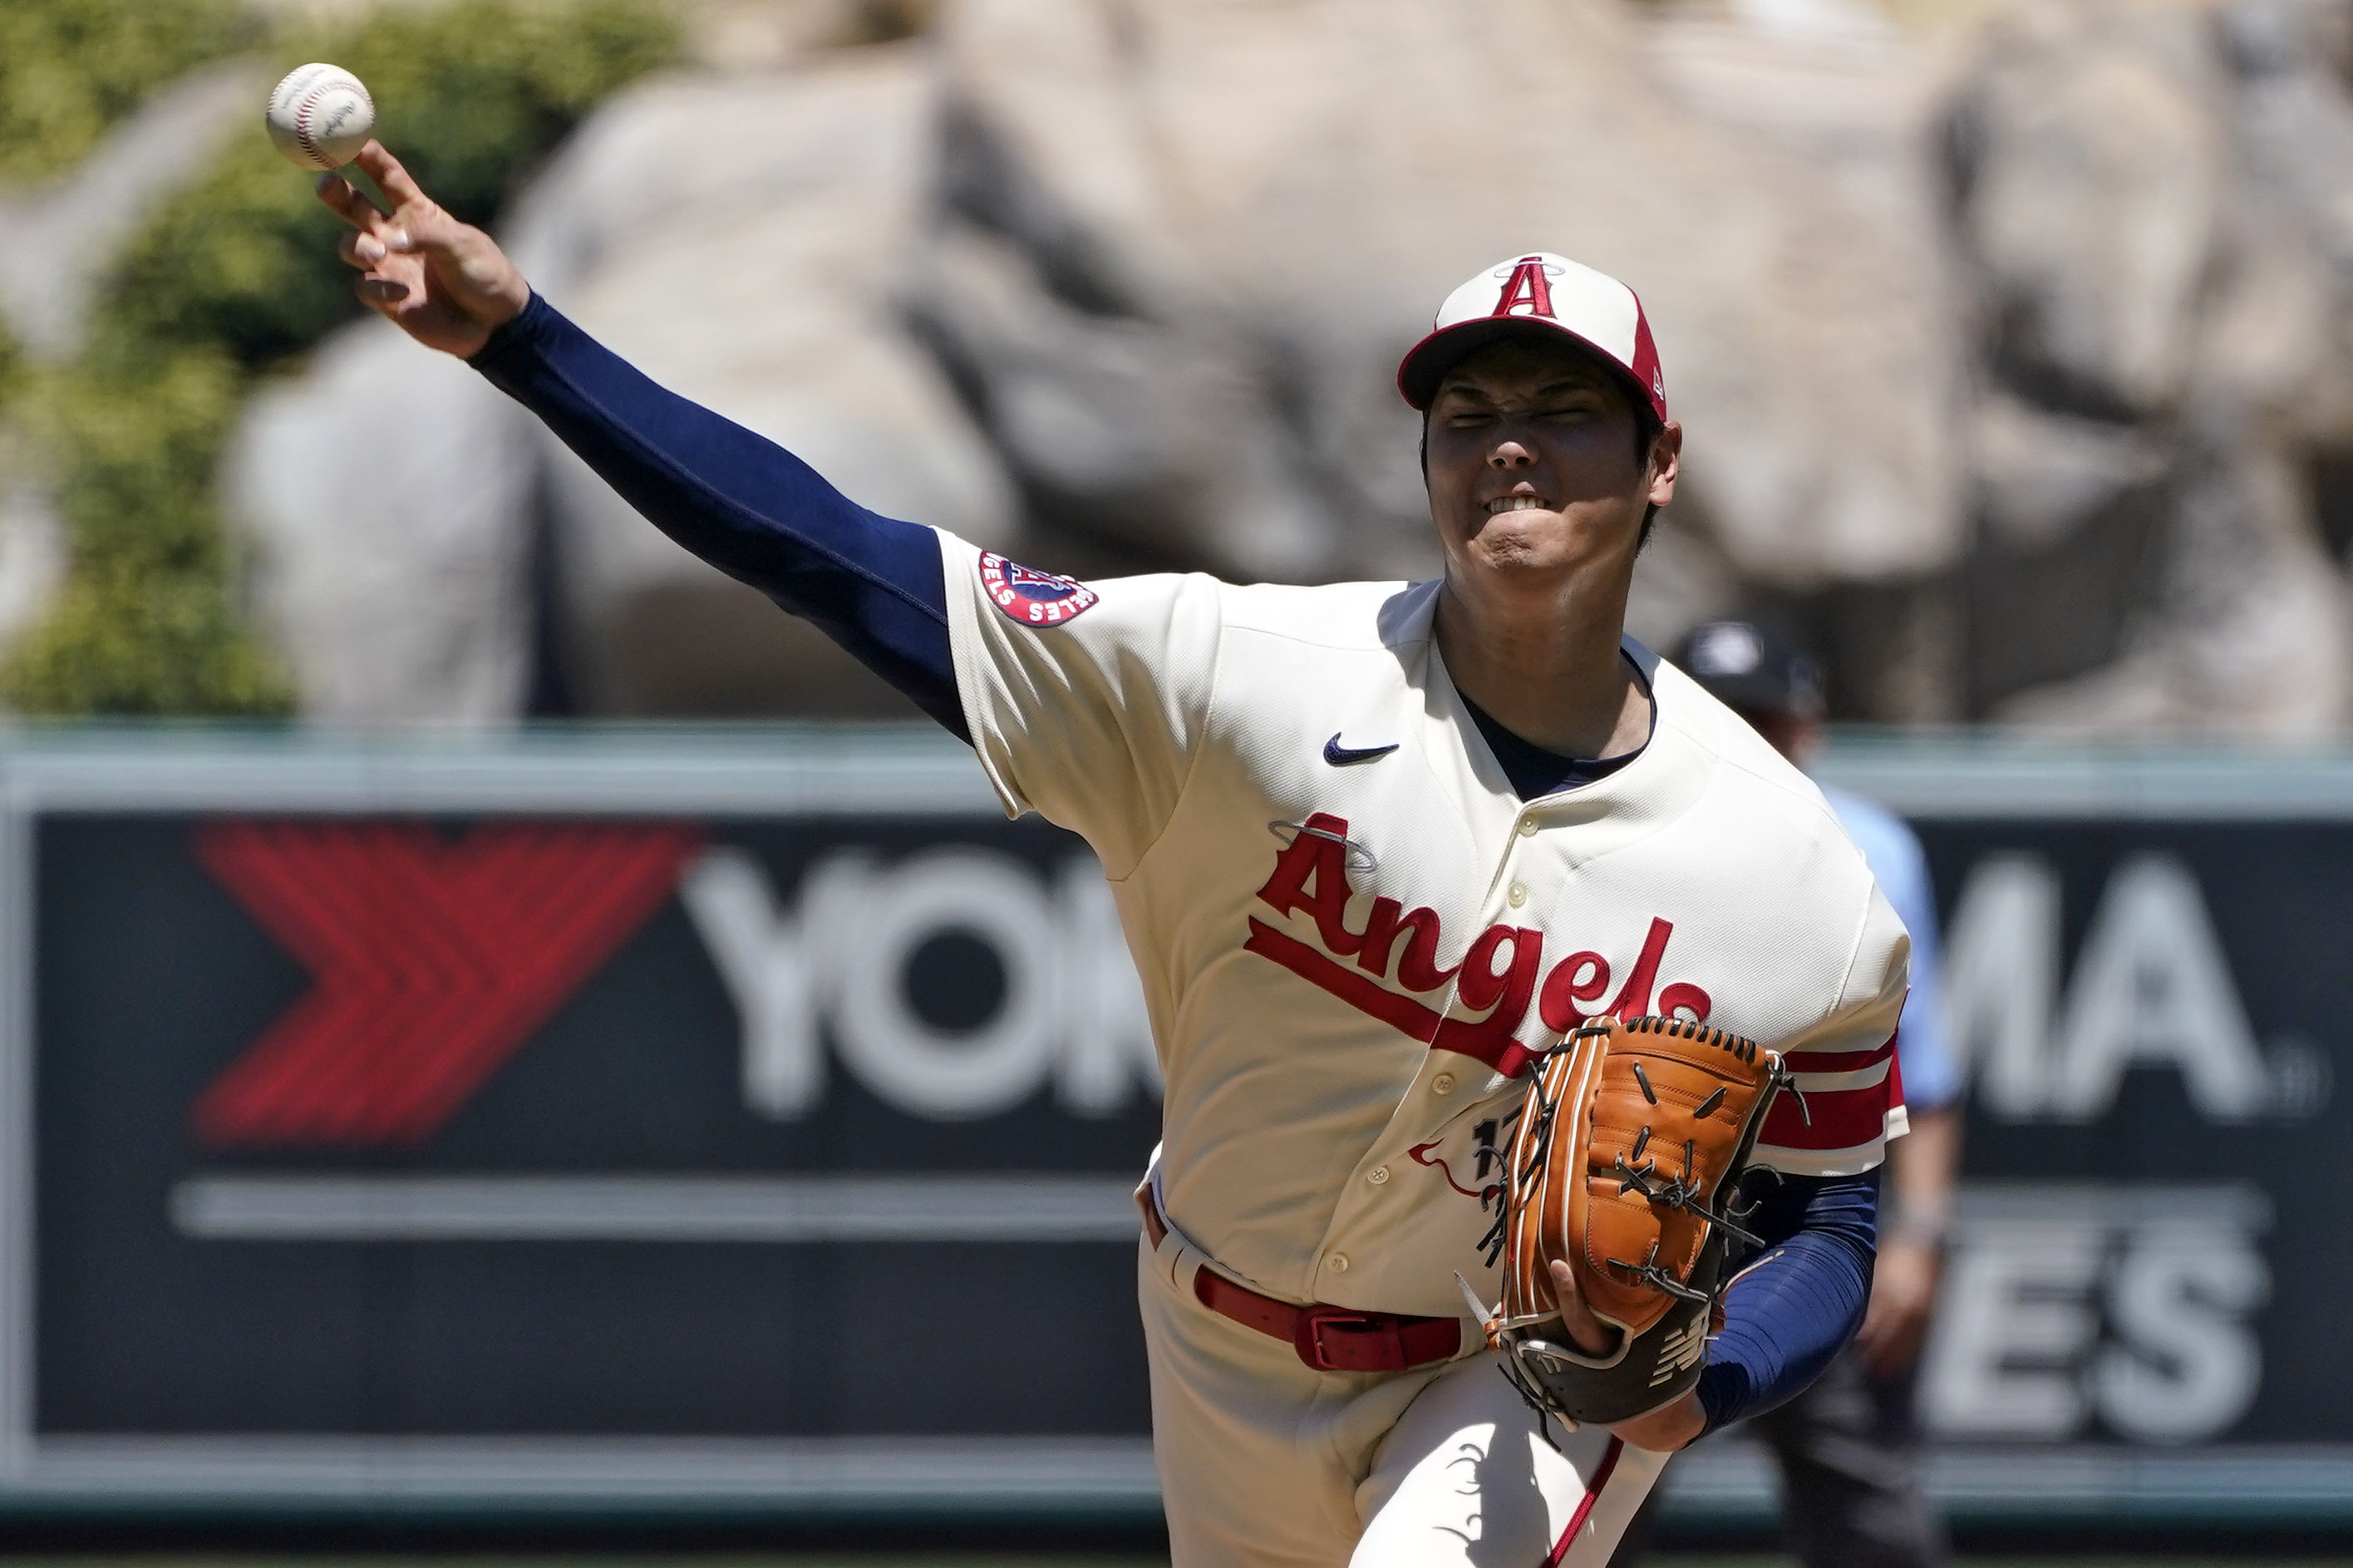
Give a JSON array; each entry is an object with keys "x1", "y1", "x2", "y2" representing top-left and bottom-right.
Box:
[{"x1": 1138, "y1": 1230, "x2": 1668, "y2": 1566}]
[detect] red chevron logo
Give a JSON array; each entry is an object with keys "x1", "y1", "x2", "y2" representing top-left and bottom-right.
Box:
[{"x1": 192, "y1": 821, "x2": 701, "y2": 1148}]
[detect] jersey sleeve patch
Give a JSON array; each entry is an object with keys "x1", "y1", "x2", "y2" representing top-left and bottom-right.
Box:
[{"x1": 978, "y1": 552, "x2": 1100, "y2": 627}]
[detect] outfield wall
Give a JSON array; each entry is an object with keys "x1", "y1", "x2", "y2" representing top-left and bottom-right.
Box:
[{"x1": 0, "y1": 725, "x2": 2341, "y2": 1529}]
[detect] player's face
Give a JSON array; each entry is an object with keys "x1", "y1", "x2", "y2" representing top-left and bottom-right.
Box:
[{"x1": 1422, "y1": 339, "x2": 1679, "y2": 584}]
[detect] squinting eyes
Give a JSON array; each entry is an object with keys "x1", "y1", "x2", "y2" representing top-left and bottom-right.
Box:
[{"x1": 1439, "y1": 406, "x2": 1601, "y2": 424}]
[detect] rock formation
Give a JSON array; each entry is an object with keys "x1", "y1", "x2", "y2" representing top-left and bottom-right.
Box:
[
  {"x1": 219, "y1": 0, "x2": 2353, "y2": 735},
  {"x1": 1945, "y1": 0, "x2": 2353, "y2": 733}
]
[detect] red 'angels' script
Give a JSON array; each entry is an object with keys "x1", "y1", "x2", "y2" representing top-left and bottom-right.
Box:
[
  {"x1": 1243, "y1": 811, "x2": 1712, "y2": 1080},
  {"x1": 1243, "y1": 811, "x2": 1898, "y2": 1151},
  {"x1": 193, "y1": 821, "x2": 699, "y2": 1148}
]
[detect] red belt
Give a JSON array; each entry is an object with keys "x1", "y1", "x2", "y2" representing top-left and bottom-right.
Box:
[{"x1": 1139, "y1": 1182, "x2": 1462, "y2": 1374}]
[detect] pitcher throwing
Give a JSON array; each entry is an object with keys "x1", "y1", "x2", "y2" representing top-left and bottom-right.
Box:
[{"x1": 320, "y1": 140, "x2": 1908, "y2": 1566}]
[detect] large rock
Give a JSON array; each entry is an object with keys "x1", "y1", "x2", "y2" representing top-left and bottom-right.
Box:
[
  {"x1": 917, "y1": 0, "x2": 1965, "y2": 602},
  {"x1": 1636, "y1": 0, "x2": 1969, "y2": 714},
  {"x1": 228, "y1": 322, "x2": 538, "y2": 724},
  {"x1": 1946, "y1": 0, "x2": 2353, "y2": 735},
  {"x1": 500, "y1": 46, "x2": 1019, "y2": 716},
  {"x1": 221, "y1": 0, "x2": 2353, "y2": 735},
  {"x1": 1947, "y1": 4, "x2": 2228, "y2": 420}
]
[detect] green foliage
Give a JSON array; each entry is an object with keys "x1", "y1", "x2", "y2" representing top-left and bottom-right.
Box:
[
  {"x1": 329, "y1": 0, "x2": 678, "y2": 227},
  {"x1": 2, "y1": 566, "x2": 293, "y2": 717},
  {"x1": 0, "y1": 317, "x2": 20, "y2": 415},
  {"x1": 0, "y1": 0, "x2": 257, "y2": 187},
  {"x1": 3, "y1": 342, "x2": 292, "y2": 715},
  {"x1": 7, "y1": 0, "x2": 678, "y2": 716},
  {"x1": 32, "y1": 342, "x2": 241, "y2": 574},
  {"x1": 103, "y1": 0, "x2": 679, "y2": 366}
]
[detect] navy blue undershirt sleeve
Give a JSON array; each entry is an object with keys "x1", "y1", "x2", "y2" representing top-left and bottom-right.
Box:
[
  {"x1": 469, "y1": 293, "x2": 967, "y2": 739},
  {"x1": 1695, "y1": 1166, "x2": 1881, "y2": 1432}
]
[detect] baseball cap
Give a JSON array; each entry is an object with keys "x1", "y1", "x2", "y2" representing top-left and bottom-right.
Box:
[
  {"x1": 1396, "y1": 252, "x2": 1666, "y2": 420},
  {"x1": 1673, "y1": 617, "x2": 1824, "y2": 717}
]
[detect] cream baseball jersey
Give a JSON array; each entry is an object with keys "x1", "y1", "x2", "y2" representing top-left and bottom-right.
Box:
[{"x1": 941, "y1": 534, "x2": 1909, "y2": 1323}]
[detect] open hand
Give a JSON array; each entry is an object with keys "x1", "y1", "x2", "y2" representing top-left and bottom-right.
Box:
[
  {"x1": 1548, "y1": 1258, "x2": 1707, "y2": 1452},
  {"x1": 318, "y1": 140, "x2": 529, "y2": 357}
]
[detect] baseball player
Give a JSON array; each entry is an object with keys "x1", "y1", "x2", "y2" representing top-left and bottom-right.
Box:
[{"x1": 320, "y1": 141, "x2": 1909, "y2": 1566}]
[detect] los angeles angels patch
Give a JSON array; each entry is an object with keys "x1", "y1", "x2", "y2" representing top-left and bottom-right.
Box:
[{"x1": 979, "y1": 552, "x2": 1099, "y2": 627}]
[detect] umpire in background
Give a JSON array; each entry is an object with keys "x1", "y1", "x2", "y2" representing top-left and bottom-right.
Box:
[{"x1": 1614, "y1": 616, "x2": 1962, "y2": 1568}]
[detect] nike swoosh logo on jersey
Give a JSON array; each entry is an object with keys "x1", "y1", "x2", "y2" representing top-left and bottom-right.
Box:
[{"x1": 1323, "y1": 734, "x2": 1400, "y2": 766}]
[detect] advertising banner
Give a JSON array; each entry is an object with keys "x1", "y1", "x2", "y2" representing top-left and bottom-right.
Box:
[
  {"x1": 0, "y1": 731, "x2": 2345, "y2": 1526},
  {"x1": 0, "y1": 731, "x2": 1160, "y2": 1517}
]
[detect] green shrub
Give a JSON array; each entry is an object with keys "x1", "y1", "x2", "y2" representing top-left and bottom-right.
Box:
[
  {"x1": 33, "y1": 342, "x2": 241, "y2": 573},
  {"x1": 7, "y1": 0, "x2": 679, "y2": 716},
  {"x1": 0, "y1": 317, "x2": 19, "y2": 415},
  {"x1": 3, "y1": 565, "x2": 293, "y2": 717},
  {"x1": 4, "y1": 342, "x2": 291, "y2": 716},
  {"x1": 0, "y1": 0, "x2": 257, "y2": 187}
]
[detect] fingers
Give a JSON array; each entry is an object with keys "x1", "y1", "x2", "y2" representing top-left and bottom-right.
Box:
[
  {"x1": 356, "y1": 273, "x2": 412, "y2": 310},
  {"x1": 316, "y1": 171, "x2": 393, "y2": 236},
  {"x1": 1548, "y1": 1259, "x2": 1582, "y2": 1324},
  {"x1": 354, "y1": 140, "x2": 429, "y2": 210},
  {"x1": 337, "y1": 229, "x2": 391, "y2": 269},
  {"x1": 1547, "y1": 1260, "x2": 1616, "y2": 1357}
]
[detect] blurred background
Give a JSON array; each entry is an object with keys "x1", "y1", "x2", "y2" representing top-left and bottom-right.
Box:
[{"x1": 2, "y1": 0, "x2": 2351, "y2": 1562}]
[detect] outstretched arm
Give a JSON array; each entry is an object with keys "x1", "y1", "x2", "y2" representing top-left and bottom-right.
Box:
[{"x1": 319, "y1": 141, "x2": 964, "y2": 735}]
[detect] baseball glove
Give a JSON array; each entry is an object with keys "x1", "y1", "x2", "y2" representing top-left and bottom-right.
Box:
[{"x1": 1462, "y1": 1014, "x2": 1791, "y2": 1428}]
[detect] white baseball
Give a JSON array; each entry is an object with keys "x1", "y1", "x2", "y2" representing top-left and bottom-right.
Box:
[{"x1": 265, "y1": 63, "x2": 376, "y2": 172}]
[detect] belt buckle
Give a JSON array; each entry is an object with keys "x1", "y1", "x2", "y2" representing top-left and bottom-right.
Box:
[{"x1": 1292, "y1": 1304, "x2": 1404, "y2": 1373}]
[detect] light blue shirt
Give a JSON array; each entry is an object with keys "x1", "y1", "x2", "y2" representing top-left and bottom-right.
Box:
[{"x1": 1821, "y1": 785, "x2": 1960, "y2": 1113}]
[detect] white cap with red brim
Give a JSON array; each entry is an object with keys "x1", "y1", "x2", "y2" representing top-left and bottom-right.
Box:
[{"x1": 1396, "y1": 252, "x2": 1666, "y2": 421}]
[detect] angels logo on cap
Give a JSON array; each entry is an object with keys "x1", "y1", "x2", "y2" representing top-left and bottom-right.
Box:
[
  {"x1": 1491, "y1": 255, "x2": 1563, "y2": 320},
  {"x1": 978, "y1": 552, "x2": 1100, "y2": 627},
  {"x1": 1396, "y1": 251, "x2": 1666, "y2": 422}
]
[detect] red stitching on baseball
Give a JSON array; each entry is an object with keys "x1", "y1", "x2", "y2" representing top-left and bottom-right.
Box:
[{"x1": 294, "y1": 87, "x2": 324, "y2": 165}]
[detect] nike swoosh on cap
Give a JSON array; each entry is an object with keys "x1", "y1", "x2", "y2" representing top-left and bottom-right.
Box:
[{"x1": 1323, "y1": 734, "x2": 1400, "y2": 766}]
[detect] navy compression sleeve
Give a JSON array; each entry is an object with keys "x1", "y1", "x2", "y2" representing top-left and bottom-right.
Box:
[
  {"x1": 470, "y1": 293, "x2": 967, "y2": 737},
  {"x1": 1694, "y1": 1166, "x2": 1879, "y2": 1432}
]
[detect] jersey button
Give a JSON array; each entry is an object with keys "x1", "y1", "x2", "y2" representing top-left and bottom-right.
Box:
[
  {"x1": 1507, "y1": 882, "x2": 1528, "y2": 908},
  {"x1": 1327, "y1": 1251, "x2": 1351, "y2": 1273},
  {"x1": 1518, "y1": 817, "x2": 1538, "y2": 837},
  {"x1": 1367, "y1": 1166, "x2": 1390, "y2": 1185},
  {"x1": 1431, "y1": 1072, "x2": 1456, "y2": 1095}
]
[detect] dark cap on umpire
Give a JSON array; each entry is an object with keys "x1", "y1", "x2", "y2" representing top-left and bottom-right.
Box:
[
  {"x1": 1673, "y1": 617, "x2": 1824, "y2": 719},
  {"x1": 1397, "y1": 251, "x2": 1666, "y2": 420}
]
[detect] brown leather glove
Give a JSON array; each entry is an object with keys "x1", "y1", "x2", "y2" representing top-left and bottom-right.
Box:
[{"x1": 1473, "y1": 1014, "x2": 1789, "y2": 1428}]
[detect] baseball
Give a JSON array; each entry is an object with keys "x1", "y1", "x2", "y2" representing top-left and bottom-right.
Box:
[{"x1": 266, "y1": 62, "x2": 375, "y2": 172}]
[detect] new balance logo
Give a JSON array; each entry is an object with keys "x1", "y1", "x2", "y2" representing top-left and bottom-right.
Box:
[{"x1": 1651, "y1": 1316, "x2": 1708, "y2": 1385}]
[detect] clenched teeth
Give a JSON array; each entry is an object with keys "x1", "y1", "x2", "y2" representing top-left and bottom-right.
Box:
[{"x1": 1486, "y1": 495, "x2": 1552, "y2": 514}]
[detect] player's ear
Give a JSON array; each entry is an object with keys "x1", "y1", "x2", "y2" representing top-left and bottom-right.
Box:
[{"x1": 1645, "y1": 421, "x2": 1682, "y2": 509}]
